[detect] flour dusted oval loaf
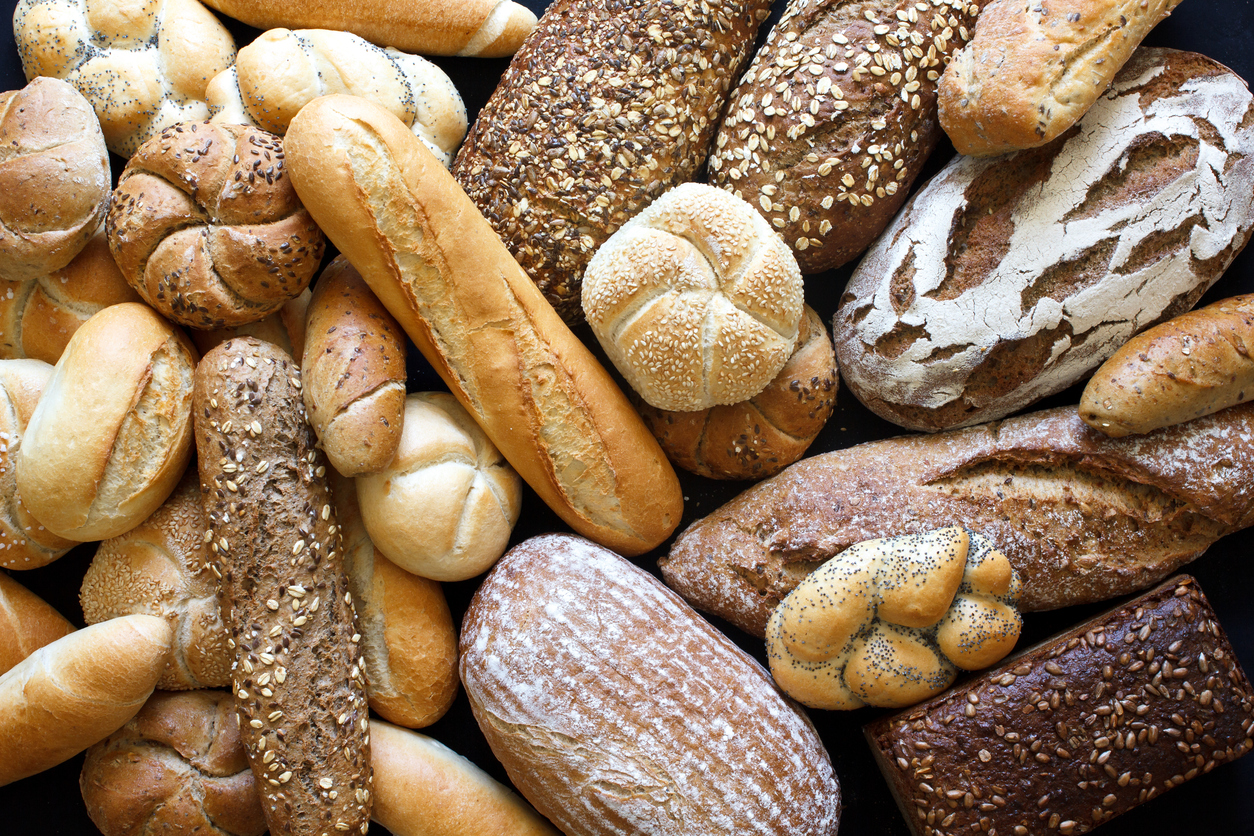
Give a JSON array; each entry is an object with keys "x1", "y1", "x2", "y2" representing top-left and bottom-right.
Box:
[
  {"x1": 833, "y1": 48, "x2": 1254, "y2": 432},
  {"x1": 461, "y1": 533, "x2": 842, "y2": 836}
]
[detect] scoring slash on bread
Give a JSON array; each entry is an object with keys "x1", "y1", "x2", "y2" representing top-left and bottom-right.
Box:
[
  {"x1": 662, "y1": 403, "x2": 1254, "y2": 638},
  {"x1": 1081, "y1": 294, "x2": 1254, "y2": 438},
  {"x1": 767, "y1": 527, "x2": 1022, "y2": 711},
  {"x1": 284, "y1": 94, "x2": 683, "y2": 558},
  {"x1": 461, "y1": 533, "x2": 842, "y2": 836},
  {"x1": 13, "y1": 0, "x2": 236, "y2": 158},
  {"x1": 865, "y1": 575, "x2": 1254, "y2": 836},
  {"x1": 834, "y1": 48, "x2": 1254, "y2": 433},
  {"x1": 707, "y1": 0, "x2": 980, "y2": 274},
  {"x1": 453, "y1": 0, "x2": 773, "y2": 323},
  {"x1": 194, "y1": 337, "x2": 371, "y2": 836},
  {"x1": 939, "y1": 0, "x2": 1183, "y2": 155},
  {"x1": 0, "y1": 570, "x2": 73, "y2": 675},
  {"x1": 207, "y1": 28, "x2": 468, "y2": 167}
]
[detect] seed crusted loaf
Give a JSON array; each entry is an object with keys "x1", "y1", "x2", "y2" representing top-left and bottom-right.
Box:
[
  {"x1": 452, "y1": 0, "x2": 773, "y2": 323},
  {"x1": 660, "y1": 403, "x2": 1254, "y2": 638},
  {"x1": 194, "y1": 337, "x2": 371, "y2": 836},
  {"x1": 864, "y1": 575, "x2": 1254, "y2": 836},
  {"x1": 707, "y1": 0, "x2": 981, "y2": 274},
  {"x1": 833, "y1": 48, "x2": 1254, "y2": 432}
]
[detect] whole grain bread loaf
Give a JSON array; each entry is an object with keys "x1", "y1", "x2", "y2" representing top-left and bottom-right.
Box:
[{"x1": 660, "y1": 403, "x2": 1254, "y2": 638}]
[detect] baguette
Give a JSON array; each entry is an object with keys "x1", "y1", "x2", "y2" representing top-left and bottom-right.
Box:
[
  {"x1": 1081, "y1": 294, "x2": 1254, "y2": 437},
  {"x1": 661, "y1": 403, "x2": 1254, "y2": 638},
  {"x1": 284, "y1": 95, "x2": 683, "y2": 557},
  {"x1": 194, "y1": 337, "x2": 370, "y2": 835},
  {"x1": 0, "y1": 570, "x2": 74, "y2": 675}
]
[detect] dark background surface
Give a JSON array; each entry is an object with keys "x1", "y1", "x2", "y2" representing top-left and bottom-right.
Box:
[{"x1": 3, "y1": 0, "x2": 1254, "y2": 834}]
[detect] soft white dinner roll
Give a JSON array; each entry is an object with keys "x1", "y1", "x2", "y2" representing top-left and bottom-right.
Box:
[
  {"x1": 582, "y1": 182, "x2": 804, "y2": 412},
  {"x1": 357, "y1": 392, "x2": 522, "y2": 582}
]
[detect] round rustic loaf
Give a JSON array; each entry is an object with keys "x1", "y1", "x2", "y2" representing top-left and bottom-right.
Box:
[
  {"x1": 14, "y1": 0, "x2": 237, "y2": 157},
  {"x1": 80, "y1": 470, "x2": 231, "y2": 691},
  {"x1": 637, "y1": 304, "x2": 836, "y2": 480},
  {"x1": 107, "y1": 121, "x2": 325, "y2": 330},
  {"x1": 357, "y1": 392, "x2": 522, "y2": 582},
  {"x1": 0, "y1": 76, "x2": 109, "y2": 282},
  {"x1": 583, "y1": 182, "x2": 804, "y2": 412},
  {"x1": 80, "y1": 689, "x2": 268, "y2": 836}
]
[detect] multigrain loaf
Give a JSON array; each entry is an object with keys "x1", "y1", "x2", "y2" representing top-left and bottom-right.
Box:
[
  {"x1": 833, "y1": 48, "x2": 1254, "y2": 432},
  {"x1": 461, "y1": 533, "x2": 842, "y2": 836},
  {"x1": 707, "y1": 0, "x2": 981, "y2": 274},
  {"x1": 660, "y1": 403, "x2": 1254, "y2": 638},
  {"x1": 452, "y1": 0, "x2": 773, "y2": 323}
]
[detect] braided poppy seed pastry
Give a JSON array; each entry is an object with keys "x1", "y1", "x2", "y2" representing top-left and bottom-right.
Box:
[{"x1": 194, "y1": 337, "x2": 371, "y2": 836}]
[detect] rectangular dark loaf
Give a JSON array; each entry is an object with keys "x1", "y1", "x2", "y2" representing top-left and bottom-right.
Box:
[{"x1": 864, "y1": 575, "x2": 1254, "y2": 836}]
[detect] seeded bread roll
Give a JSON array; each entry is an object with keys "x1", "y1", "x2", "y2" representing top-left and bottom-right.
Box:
[
  {"x1": 452, "y1": 0, "x2": 772, "y2": 323},
  {"x1": 707, "y1": 0, "x2": 980, "y2": 274},
  {"x1": 865, "y1": 575, "x2": 1254, "y2": 836},
  {"x1": 194, "y1": 337, "x2": 371, "y2": 836},
  {"x1": 0, "y1": 571, "x2": 74, "y2": 675},
  {"x1": 191, "y1": 289, "x2": 310, "y2": 365}
]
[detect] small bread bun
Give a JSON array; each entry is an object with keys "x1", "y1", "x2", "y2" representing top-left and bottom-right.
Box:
[
  {"x1": 80, "y1": 689, "x2": 267, "y2": 836},
  {"x1": 357, "y1": 392, "x2": 522, "y2": 582},
  {"x1": 190, "y1": 288, "x2": 310, "y2": 365},
  {"x1": 582, "y1": 182, "x2": 804, "y2": 412},
  {"x1": 0, "y1": 570, "x2": 74, "y2": 675},
  {"x1": 17, "y1": 303, "x2": 198, "y2": 542},
  {"x1": 0, "y1": 76, "x2": 110, "y2": 282},
  {"x1": 81, "y1": 470, "x2": 231, "y2": 691},
  {"x1": 637, "y1": 305, "x2": 837, "y2": 480},
  {"x1": 107, "y1": 122, "x2": 325, "y2": 330}
]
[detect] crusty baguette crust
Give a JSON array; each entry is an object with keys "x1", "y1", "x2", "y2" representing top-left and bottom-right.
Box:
[
  {"x1": 1081, "y1": 294, "x2": 1254, "y2": 437},
  {"x1": 284, "y1": 95, "x2": 682, "y2": 557},
  {"x1": 194, "y1": 337, "x2": 370, "y2": 836},
  {"x1": 661, "y1": 403, "x2": 1254, "y2": 637}
]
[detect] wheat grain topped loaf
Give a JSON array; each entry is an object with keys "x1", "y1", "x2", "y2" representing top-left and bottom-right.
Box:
[{"x1": 834, "y1": 47, "x2": 1254, "y2": 432}]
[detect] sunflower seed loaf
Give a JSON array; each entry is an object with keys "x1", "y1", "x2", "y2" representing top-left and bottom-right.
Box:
[
  {"x1": 451, "y1": 0, "x2": 773, "y2": 323},
  {"x1": 194, "y1": 336, "x2": 371, "y2": 836},
  {"x1": 707, "y1": 0, "x2": 981, "y2": 274}
]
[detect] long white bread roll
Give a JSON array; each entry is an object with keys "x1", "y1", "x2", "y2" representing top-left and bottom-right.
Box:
[
  {"x1": 199, "y1": 0, "x2": 537, "y2": 57},
  {"x1": 371, "y1": 721, "x2": 559, "y2": 836},
  {"x1": 0, "y1": 571, "x2": 74, "y2": 675},
  {"x1": 285, "y1": 95, "x2": 683, "y2": 557},
  {"x1": 0, "y1": 613, "x2": 172, "y2": 786}
]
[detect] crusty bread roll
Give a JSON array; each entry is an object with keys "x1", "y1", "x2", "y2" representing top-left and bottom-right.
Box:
[
  {"x1": 370, "y1": 721, "x2": 559, "y2": 836},
  {"x1": 939, "y1": 0, "x2": 1183, "y2": 156},
  {"x1": 0, "y1": 76, "x2": 109, "y2": 282},
  {"x1": 284, "y1": 95, "x2": 684, "y2": 558},
  {"x1": 18, "y1": 303, "x2": 197, "y2": 542},
  {"x1": 582, "y1": 182, "x2": 804, "y2": 412},
  {"x1": 335, "y1": 473, "x2": 458, "y2": 729},
  {"x1": 0, "y1": 570, "x2": 74, "y2": 675},
  {"x1": 0, "y1": 358, "x2": 77, "y2": 569},
  {"x1": 357, "y1": 392, "x2": 521, "y2": 582},
  {"x1": 108, "y1": 122, "x2": 325, "y2": 331},
  {"x1": 1081, "y1": 294, "x2": 1254, "y2": 437},
  {"x1": 13, "y1": 0, "x2": 237, "y2": 158},
  {"x1": 208, "y1": 28, "x2": 467, "y2": 167},
  {"x1": 0, "y1": 230, "x2": 143, "y2": 365},
  {"x1": 0, "y1": 613, "x2": 172, "y2": 787},
  {"x1": 81, "y1": 470, "x2": 231, "y2": 691},
  {"x1": 637, "y1": 304, "x2": 837, "y2": 480},
  {"x1": 303, "y1": 257, "x2": 406, "y2": 477},
  {"x1": 766, "y1": 528, "x2": 1022, "y2": 711},
  {"x1": 80, "y1": 689, "x2": 267, "y2": 836},
  {"x1": 190, "y1": 288, "x2": 310, "y2": 365}
]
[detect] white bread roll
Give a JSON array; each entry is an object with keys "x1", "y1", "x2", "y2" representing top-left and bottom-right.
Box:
[
  {"x1": 582, "y1": 182, "x2": 804, "y2": 412},
  {"x1": 17, "y1": 303, "x2": 198, "y2": 542},
  {"x1": 0, "y1": 571, "x2": 74, "y2": 675},
  {"x1": 357, "y1": 392, "x2": 521, "y2": 582},
  {"x1": 0, "y1": 613, "x2": 172, "y2": 786},
  {"x1": 371, "y1": 721, "x2": 559, "y2": 836}
]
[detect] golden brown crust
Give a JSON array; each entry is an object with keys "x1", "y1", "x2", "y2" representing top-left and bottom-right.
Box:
[{"x1": 0, "y1": 570, "x2": 73, "y2": 675}]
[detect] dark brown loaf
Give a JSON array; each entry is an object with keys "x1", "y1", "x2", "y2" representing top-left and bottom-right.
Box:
[
  {"x1": 864, "y1": 575, "x2": 1254, "y2": 836},
  {"x1": 660, "y1": 403, "x2": 1254, "y2": 638},
  {"x1": 452, "y1": 0, "x2": 772, "y2": 323},
  {"x1": 707, "y1": 0, "x2": 980, "y2": 274},
  {"x1": 461, "y1": 533, "x2": 841, "y2": 836},
  {"x1": 194, "y1": 337, "x2": 371, "y2": 836}
]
